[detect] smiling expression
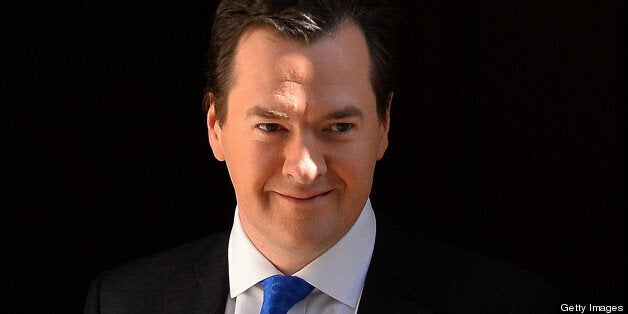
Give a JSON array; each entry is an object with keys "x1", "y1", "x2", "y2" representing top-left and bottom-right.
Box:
[{"x1": 207, "y1": 22, "x2": 390, "y2": 254}]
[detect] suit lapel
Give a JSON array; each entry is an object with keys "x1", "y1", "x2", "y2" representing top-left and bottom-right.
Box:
[
  {"x1": 194, "y1": 232, "x2": 230, "y2": 314},
  {"x1": 358, "y1": 213, "x2": 434, "y2": 314}
]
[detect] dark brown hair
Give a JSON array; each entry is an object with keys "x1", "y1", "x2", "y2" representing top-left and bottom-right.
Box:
[{"x1": 203, "y1": 0, "x2": 398, "y2": 124}]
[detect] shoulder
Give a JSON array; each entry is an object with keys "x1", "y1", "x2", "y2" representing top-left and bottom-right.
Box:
[
  {"x1": 104, "y1": 231, "x2": 228, "y2": 281},
  {"x1": 85, "y1": 231, "x2": 230, "y2": 313},
  {"x1": 369, "y1": 213, "x2": 555, "y2": 313}
]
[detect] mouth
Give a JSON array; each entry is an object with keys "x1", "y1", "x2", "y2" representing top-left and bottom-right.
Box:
[{"x1": 275, "y1": 190, "x2": 333, "y2": 203}]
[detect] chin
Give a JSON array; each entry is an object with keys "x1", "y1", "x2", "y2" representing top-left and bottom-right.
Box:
[{"x1": 279, "y1": 221, "x2": 342, "y2": 250}]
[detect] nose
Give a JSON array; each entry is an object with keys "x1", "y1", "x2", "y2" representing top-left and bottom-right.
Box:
[{"x1": 282, "y1": 131, "x2": 327, "y2": 184}]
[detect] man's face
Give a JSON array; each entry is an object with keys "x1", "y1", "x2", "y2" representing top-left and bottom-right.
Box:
[{"x1": 207, "y1": 22, "x2": 389, "y2": 253}]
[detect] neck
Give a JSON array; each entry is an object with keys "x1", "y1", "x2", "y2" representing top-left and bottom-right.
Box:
[{"x1": 250, "y1": 238, "x2": 326, "y2": 275}]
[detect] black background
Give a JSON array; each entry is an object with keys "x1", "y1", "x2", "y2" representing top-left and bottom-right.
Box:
[{"x1": 4, "y1": 1, "x2": 624, "y2": 312}]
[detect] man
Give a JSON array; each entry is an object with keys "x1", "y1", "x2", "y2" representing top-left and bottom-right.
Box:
[{"x1": 85, "y1": 0, "x2": 554, "y2": 313}]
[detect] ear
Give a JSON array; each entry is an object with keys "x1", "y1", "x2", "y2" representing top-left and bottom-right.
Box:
[
  {"x1": 376, "y1": 93, "x2": 392, "y2": 160},
  {"x1": 206, "y1": 93, "x2": 225, "y2": 161}
]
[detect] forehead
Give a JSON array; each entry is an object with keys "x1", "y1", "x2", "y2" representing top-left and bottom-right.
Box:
[{"x1": 227, "y1": 22, "x2": 374, "y2": 114}]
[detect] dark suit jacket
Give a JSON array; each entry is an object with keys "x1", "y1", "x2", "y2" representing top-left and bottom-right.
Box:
[{"x1": 85, "y1": 213, "x2": 554, "y2": 313}]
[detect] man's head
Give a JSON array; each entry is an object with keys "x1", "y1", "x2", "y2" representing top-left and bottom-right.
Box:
[{"x1": 205, "y1": 0, "x2": 397, "y2": 271}]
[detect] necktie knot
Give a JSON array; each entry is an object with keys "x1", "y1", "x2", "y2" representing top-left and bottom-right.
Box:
[{"x1": 260, "y1": 275, "x2": 314, "y2": 314}]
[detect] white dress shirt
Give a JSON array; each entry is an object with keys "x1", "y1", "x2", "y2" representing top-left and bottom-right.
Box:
[{"x1": 225, "y1": 199, "x2": 377, "y2": 314}]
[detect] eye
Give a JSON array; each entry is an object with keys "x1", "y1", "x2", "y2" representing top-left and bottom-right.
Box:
[
  {"x1": 256, "y1": 123, "x2": 283, "y2": 132},
  {"x1": 328, "y1": 123, "x2": 353, "y2": 133}
]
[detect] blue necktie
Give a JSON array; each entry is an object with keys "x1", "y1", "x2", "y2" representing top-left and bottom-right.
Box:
[{"x1": 259, "y1": 275, "x2": 314, "y2": 314}]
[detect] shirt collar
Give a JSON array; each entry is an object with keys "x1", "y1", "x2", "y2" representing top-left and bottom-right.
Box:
[
  {"x1": 228, "y1": 206, "x2": 281, "y2": 298},
  {"x1": 227, "y1": 199, "x2": 376, "y2": 308}
]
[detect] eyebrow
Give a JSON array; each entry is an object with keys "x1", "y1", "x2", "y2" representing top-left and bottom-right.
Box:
[
  {"x1": 246, "y1": 105, "x2": 364, "y2": 120},
  {"x1": 246, "y1": 106, "x2": 291, "y2": 119},
  {"x1": 324, "y1": 105, "x2": 363, "y2": 120}
]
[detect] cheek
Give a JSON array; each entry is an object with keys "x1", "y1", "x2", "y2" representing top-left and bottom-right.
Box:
[
  {"x1": 328, "y1": 144, "x2": 378, "y2": 188},
  {"x1": 225, "y1": 139, "x2": 281, "y2": 194}
]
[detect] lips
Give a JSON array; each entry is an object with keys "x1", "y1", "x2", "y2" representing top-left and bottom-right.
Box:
[{"x1": 275, "y1": 190, "x2": 332, "y2": 202}]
